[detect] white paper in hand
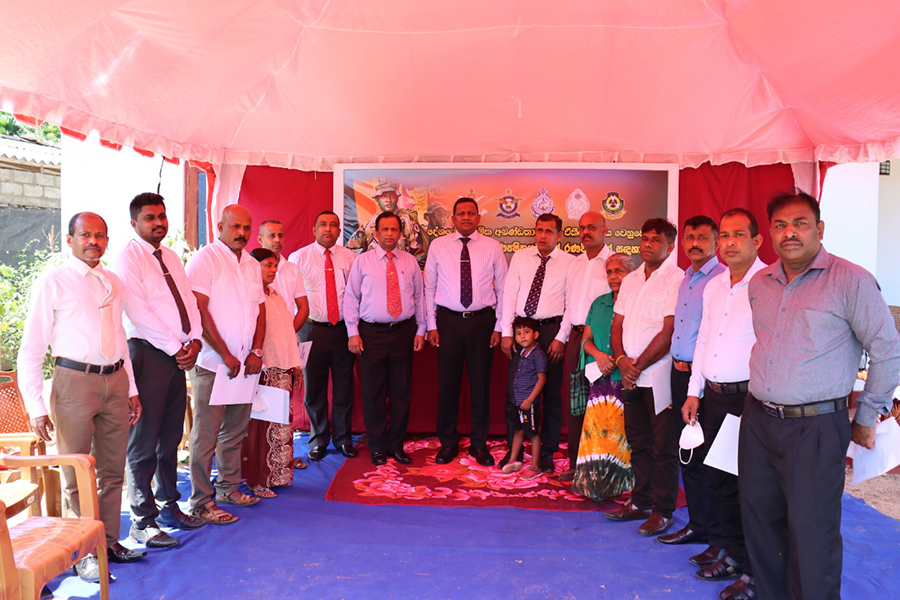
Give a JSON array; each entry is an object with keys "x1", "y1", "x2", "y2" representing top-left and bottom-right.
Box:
[
  {"x1": 649, "y1": 361, "x2": 673, "y2": 414},
  {"x1": 847, "y1": 418, "x2": 900, "y2": 486},
  {"x1": 297, "y1": 341, "x2": 313, "y2": 368},
  {"x1": 209, "y1": 365, "x2": 260, "y2": 406},
  {"x1": 584, "y1": 362, "x2": 602, "y2": 384},
  {"x1": 250, "y1": 385, "x2": 291, "y2": 424},
  {"x1": 704, "y1": 413, "x2": 741, "y2": 476}
]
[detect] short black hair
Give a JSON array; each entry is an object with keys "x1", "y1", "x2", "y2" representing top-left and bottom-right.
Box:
[
  {"x1": 314, "y1": 210, "x2": 339, "y2": 224},
  {"x1": 129, "y1": 192, "x2": 166, "y2": 220},
  {"x1": 259, "y1": 219, "x2": 282, "y2": 233},
  {"x1": 68, "y1": 212, "x2": 108, "y2": 236},
  {"x1": 512, "y1": 316, "x2": 539, "y2": 332},
  {"x1": 375, "y1": 211, "x2": 403, "y2": 232},
  {"x1": 250, "y1": 247, "x2": 277, "y2": 263},
  {"x1": 536, "y1": 212, "x2": 563, "y2": 232},
  {"x1": 453, "y1": 197, "x2": 479, "y2": 214},
  {"x1": 642, "y1": 218, "x2": 677, "y2": 243},
  {"x1": 720, "y1": 208, "x2": 759, "y2": 238},
  {"x1": 683, "y1": 215, "x2": 718, "y2": 237},
  {"x1": 766, "y1": 190, "x2": 820, "y2": 223}
]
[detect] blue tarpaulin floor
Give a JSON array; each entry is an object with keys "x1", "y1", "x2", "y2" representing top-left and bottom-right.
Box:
[{"x1": 45, "y1": 434, "x2": 900, "y2": 599}]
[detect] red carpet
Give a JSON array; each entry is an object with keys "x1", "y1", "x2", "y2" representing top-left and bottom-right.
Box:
[{"x1": 326, "y1": 437, "x2": 686, "y2": 512}]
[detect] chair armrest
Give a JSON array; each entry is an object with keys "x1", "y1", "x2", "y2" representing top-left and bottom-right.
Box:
[
  {"x1": 0, "y1": 433, "x2": 41, "y2": 455},
  {"x1": 0, "y1": 454, "x2": 98, "y2": 519}
]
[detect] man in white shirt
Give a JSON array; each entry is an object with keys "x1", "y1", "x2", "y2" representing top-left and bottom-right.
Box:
[
  {"x1": 186, "y1": 205, "x2": 266, "y2": 524},
  {"x1": 424, "y1": 198, "x2": 507, "y2": 467},
  {"x1": 559, "y1": 211, "x2": 612, "y2": 481},
  {"x1": 289, "y1": 210, "x2": 358, "y2": 461},
  {"x1": 344, "y1": 212, "x2": 426, "y2": 466},
  {"x1": 606, "y1": 218, "x2": 683, "y2": 537},
  {"x1": 501, "y1": 213, "x2": 575, "y2": 473},
  {"x1": 109, "y1": 193, "x2": 206, "y2": 550},
  {"x1": 19, "y1": 211, "x2": 145, "y2": 580},
  {"x1": 682, "y1": 208, "x2": 766, "y2": 600}
]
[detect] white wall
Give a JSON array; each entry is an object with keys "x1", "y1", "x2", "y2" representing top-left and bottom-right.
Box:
[
  {"x1": 877, "y1": 159, "x2": 900, "y2": 306},
  {"x1": 819, "y1": 162, "x2": 880, "y2": 275},
  {"x1": 60, "y1": 133, "x2": 185, "y2": 257}
]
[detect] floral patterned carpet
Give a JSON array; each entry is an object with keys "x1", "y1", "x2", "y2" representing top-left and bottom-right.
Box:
[{"x1": 325, "y1": 436, "x2": 636, "y2": 511}]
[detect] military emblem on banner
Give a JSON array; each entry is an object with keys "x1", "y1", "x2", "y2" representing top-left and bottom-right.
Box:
[
  {"x1": 601, "y1": 191, "x2": 627, "y2": 220},
  {"x1": 565, "y1": 188, "x2": 590, "y2": 220},
  {"x1": 531, "y1": 187, "x2": 554, "y2": 218},
  {"x1": 496, "y1": 188, "x2": 523, "y2": 219}
]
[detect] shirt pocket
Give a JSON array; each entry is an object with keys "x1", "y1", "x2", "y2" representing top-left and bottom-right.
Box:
[{"x1": 643, "y1": 289, "x2": 666, "y2": 324}]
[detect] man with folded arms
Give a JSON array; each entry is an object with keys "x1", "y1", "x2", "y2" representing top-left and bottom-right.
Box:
[
  {"x1": 657, "y1": 215, "x2": 723, "y2": 549},
  {"x1": 501, "y1": 213, "x2": 575, "y2": 473},
  {"x1": 742, "y1": 192, "x2": 900, "y2": 599},
  {"x1": 109, "y1": 193, "x2": 206, "y2": 550},
  {"x1": 344, "y1": 212, "x2": 426, "y2": 465},
  {"x1": 186, "y1": 204, "x2": 266, "y2": 524},
  {"x1": 19, "y1": 211, "x2": 145, "y2": 581},
  {"x1": 289, "y1": 211, "x2": 358, "y2": 461},
  {"x1": 424, "y1": 197, "x2": 507, "y2": 467},
  {"x1": 606, "y1": 218, "x2": 683, "y2": 536},
  {"x1": 682, "y1": 208, "x2": 765, "y2": 600}
]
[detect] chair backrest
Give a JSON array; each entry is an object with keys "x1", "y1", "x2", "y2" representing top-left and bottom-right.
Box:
[
  {"x1": 0, "y1": 372, "x2": 31, "y2": 435},
  {"x1": 889, "y1": 305, "x2": 900, "y2": 335}
]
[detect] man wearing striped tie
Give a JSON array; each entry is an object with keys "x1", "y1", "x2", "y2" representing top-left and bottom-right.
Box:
[{"x1": 343, "y1": 212, "x2": 426, "y2": 465}]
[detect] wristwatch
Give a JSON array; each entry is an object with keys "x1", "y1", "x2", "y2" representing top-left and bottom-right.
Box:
[{"x1": 250, "y1": 349, "x2": 263, "y2": 358}]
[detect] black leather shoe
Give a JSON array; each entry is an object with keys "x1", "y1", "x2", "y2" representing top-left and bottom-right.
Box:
[
  {"x1": 539, "y1": 454, "x2": 555, "y2": 473},
  {"x1": 638, "y1": 513, "x2": 674, "y2": 536},
  {"x1": 719, "y1": 574, "x2": 756, "y2": 599},
  {"x1": 157, "y1": 505, "x2": 207, "y2": 530},
  {"x1": 697, "y1": 554, "x2": 740, "y2": 581},
  {"x1": 389, "y1": 450, "x2": 411, "y2": 464},
  {"x1": 74, "y1": 555, "x2": 101, "y2": 582},
  {"x1": 434, "y1": 446, "x2": 458, "y2": 464},
  {"x1": 657, "y1": 526, "x2": 708, "y2": 546},
  {"x1": 690, "y1": 545, "x2": 725, "y2": 567},
  {"x1": 107, "y1": 542, "x2": 147, "y2": 563},
  {"x1": 130, "y1": 523, "x2": 180, "y2": 548},
  {"x1": 339, "y1": 444, "x2": 358, "y2": 458},
  {"x1": 308, "y1": 446, "x2": 327, "y2": 461},
  {"x1": 604, "y1": 502, "x2": 652, "y2": 522},
  {"x1": 468, "y1": 447, "x2": 495, "y2": 467},
  {"x1": 497, "y1": 450, "x2": 525, "y2": 468},
  {"x1": 371, "y1": 452, "x2": 387, "y2": 466}
]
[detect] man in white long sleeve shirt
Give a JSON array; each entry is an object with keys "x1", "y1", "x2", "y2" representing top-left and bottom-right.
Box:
[{"x1": 18, "y1": 211, "x2": 145, "y2": 580}]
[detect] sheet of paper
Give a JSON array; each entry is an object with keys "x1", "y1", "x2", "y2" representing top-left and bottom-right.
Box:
[
  {"x1": 250, "y1": 385, "x2": 291, "y2": 424},
  {"x1": 209, "y1": 364, "x2": 260, "y2": 406},
  {"x1": 704, "y1": 413, "x2": 741, "y2": 476},
  {"x1": 847, "y1": 418, "x2": 900, "y2": 485},
  {"x1": 649, "y1": 360, "x2": 673, "y2": 415},
  {"x1": 584, "y1": 361, "x2": 602, "y2": 384},
  {"x1": 297, "y1": 341, "x2": 313, "y2": 369}
]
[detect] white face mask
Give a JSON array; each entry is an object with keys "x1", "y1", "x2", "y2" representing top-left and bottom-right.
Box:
[{"x1": 679, "y1": 422, "x2": 705, "y2": 465}]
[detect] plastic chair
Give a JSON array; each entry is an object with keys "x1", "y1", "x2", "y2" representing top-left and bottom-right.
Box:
[{"x1": 0, "y1": 453, "x2": 109, "y2": 600}]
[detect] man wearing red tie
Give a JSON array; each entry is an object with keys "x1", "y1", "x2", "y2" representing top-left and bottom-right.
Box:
[{"x1": 343, "y1": 212, "x2": 426, "y2": 465}]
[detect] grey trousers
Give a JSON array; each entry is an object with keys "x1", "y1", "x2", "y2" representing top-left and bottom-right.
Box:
[
  {"x1": 50, "y1": 364, "x2": 130, "y2": 546},
  {"x1": 188, "y1": 366, "x2": 253, "y2": 509}
]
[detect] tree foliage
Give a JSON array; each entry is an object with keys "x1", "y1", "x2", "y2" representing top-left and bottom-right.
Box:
[{"x1": 0, "y1": 112, "x2": 61, "y2": 146}]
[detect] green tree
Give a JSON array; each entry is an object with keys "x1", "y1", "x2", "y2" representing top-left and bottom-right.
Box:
[{"x1": 0, "y1": 111, "x2": 61, "y2": 146}]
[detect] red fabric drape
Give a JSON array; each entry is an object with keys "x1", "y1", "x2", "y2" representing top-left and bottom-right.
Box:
[{"x1": 237, "y1": 162, "x2": 796, "y2": 436}]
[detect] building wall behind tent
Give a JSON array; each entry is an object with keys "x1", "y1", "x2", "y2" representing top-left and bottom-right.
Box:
[{"x1": 0, "y1": 159, "x2": 60, "y2": 265}]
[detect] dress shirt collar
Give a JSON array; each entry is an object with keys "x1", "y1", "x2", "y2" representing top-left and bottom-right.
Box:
[
  {"x1": 278, "y1": 254, "x2": 287, "y2": 266},
  {"x1": 686, "y1": 255, "x2": 720, "y2": 277},
  {"x1": 213, "y1": 237, "x2": 252, "y2": 263},
  {"x1": 313, "y1": 242, "x2": 338, "y2": 256},
  {"x1": 529, "y1": 245, "x2": 561, "y2": 261},
  {"x1": 132, "y1": 235, "x2": 163, "y2": 257},
  {"x1": 521, "y1": 344, "x2": 537, "y2": 358},
  {"x1": 642, "y1": 253, "x2": 677, "y2": 280},
  {"x1": 372, "y1": 243, "x2": 395, "y2": 260},
  {"x1": 770, "y1": 246, "x2": 830, "y2": 285},
  {"x1": 451, "y1": 230, "x2": 482, "y2": 243},
  {"x1": 728, "y1": 257, "x2": 767, "y2": 288},
  {"x1": 67, "y1": 254, "x2": 101, "y2": 277}
]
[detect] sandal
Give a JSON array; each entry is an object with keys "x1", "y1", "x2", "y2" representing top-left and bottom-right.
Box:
[
  {"x1": 697, "y1": 555, "x2": 741, "y2": 581},
  {"x1": 190, "y1": 501, "x2": 239, "y2": 525},
  {"x1": 215, "y1": 489, "x2": 260, "y2": 507},
  {"x1": 250, "y1": 485, "x2": 277, "y2": 499},
  {"x1": 293, "y1": 458, "x2": 307, "y2": 470}
]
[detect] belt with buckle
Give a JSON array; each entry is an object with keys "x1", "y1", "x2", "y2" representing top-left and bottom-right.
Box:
[
  {"x1": 752, "y1": 395, "x2": 849, "y2": 419},
  {"x1": 707, "y1": 380, "x2": 749, "y2": 396},
  {"x1": 361, "y1": 317, "x2": 413, "y2": 329},
  {"x1": 533, "y1": 316, "x2": 563, "y2": 326},
  {"x1": 55, "y1": 357, "x2": 124, "y2": 375},
  {"x1": 437, "y1": 306, "x2": 494, "y2": 319},
  {"x1": 672, "y1": 359, "x2": 692, "y2": 373},
  {"x1": 308, "y1": 320, "x2": 344, "y2": 327}
]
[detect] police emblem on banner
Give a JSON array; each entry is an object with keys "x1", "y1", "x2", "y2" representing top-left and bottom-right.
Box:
[
  {"x1": 601, "y1": 192, "x2": 627, "y2": 220},
  {"x1": 531, "y1": 187, "x2": 554, "y2": 219},
  {"x1": 565, "y1": 188, "x2": 590, "y2": 220},
  {"x1": 495, "y1": 188, "x2": 523, "y2": 219}
]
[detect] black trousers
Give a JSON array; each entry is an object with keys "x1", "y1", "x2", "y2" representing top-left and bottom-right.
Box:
[
  {"x1": 562, "y1": 327, "x2": 585, "y2": 467},
  {"x1": 299, "y1": 321, "x2": 355, "y2": 450},
  {"x1": 435, "y1": 307, "x2": 495, "y2": 451},
  {"x1": 358, "y1": 319, "x2": 416, "y2": 454},
  {"x1": 671, "y1": 367, "x2": 711, "y2": 539},
  {"x1": 505, "y1": 320, "x2": 564, "y2": 456},
  {"x1": 700, "y1": 386, "x2": 748, "y2": 571},
  {"x1": 126, "y1": 338, "x2": 186, "y2": 526},
  {"x1": 623, "y1": 386, "x2": 681, "y2": 518},
  {"x1": 739, "y1": 396, "x2": 850, "y2": 600}
]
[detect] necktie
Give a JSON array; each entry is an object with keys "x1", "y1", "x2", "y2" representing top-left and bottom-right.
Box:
[
  {"x1": 460, "y1": 237, "x2": 472, "y2": 308},
  {"x1": 523, "y1": 254, "x2": 550, "y2": 317},
  {"x1": 153, "y1": 249, "x2": 191, "y2": 335},
  {"x1": 324, "y1": 249, "x2": 340, "y2": 325},
  {"x1": 385, "y1": 251, "x2": 402, "y2": 318},
  {"x1": 88, "y1": 268, "x2": 117, "y2": 362}
]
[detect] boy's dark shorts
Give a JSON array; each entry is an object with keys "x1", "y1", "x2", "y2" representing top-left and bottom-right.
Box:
[{"x1": 508, "y1": 400, "x2": 541, "y2": 437}]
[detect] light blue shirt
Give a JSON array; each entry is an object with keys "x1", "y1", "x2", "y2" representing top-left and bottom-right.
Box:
[{"x1": 671, "y1": 256, "x2": 725, "y2": 362}]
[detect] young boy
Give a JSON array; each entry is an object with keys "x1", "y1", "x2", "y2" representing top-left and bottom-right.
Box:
[{"x1": 503, "y1": 317, "x2": 547, "y2": 480}]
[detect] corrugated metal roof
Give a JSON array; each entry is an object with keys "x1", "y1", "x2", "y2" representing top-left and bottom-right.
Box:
[{"x1": 0, "y1": 136, "x2": 61, "y2": 165}]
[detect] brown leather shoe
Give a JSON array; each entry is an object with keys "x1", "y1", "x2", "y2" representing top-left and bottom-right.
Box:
[
  {"x1": 604, "y1": 502, "x2": 652, "y2": 522},
  {"x1": 690, "y1": 545, "x2": 725, "y2": 566},
  {"x1": 657, "y1": 526, "x2": 708, "y2": 545},
  {"x1": 638, "y1": 512, "x2": 674, "y2": 536},
  {"x1": 719, "y1": 574, "x2": 756, "y2": 599}
]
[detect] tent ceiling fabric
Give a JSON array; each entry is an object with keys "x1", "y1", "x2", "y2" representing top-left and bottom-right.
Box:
[{"x1": 2, "y1": 0, "x2": 900, "y2": 170}]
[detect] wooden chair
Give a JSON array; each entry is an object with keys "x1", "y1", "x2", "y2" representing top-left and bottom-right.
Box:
[{"x1": 0, "y1": 453, "x2": 109, "y2": 600}]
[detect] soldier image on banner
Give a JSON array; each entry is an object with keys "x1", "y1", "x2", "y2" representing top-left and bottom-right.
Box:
[{"x1": 346, "y1": 179, "x2": 429, "y2": 266}]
